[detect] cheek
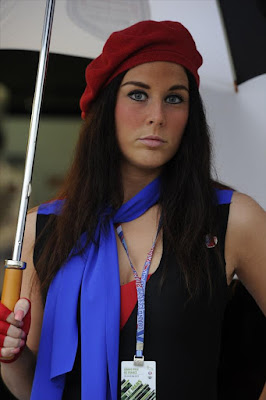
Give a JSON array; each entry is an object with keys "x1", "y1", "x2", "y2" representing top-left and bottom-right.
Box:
[
  {"x1": 115, "y1": 101, "x2": 139, "y2": 133},
  {"x1": 170, "y1": 110, "x2": 189, "y2": 139}
]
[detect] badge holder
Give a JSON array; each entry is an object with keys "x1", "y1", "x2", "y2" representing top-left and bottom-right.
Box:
[
  {"x1": 117, "y1": 223, "x2": 159, "y2": 399},
  {"x1": 121, "y1": 357, "x2": 156, "y2": 399}
]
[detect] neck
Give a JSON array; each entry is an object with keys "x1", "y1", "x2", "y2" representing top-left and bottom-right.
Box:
[{"x1": 121, "y1": 165, "x2": 161, "y2": 203}]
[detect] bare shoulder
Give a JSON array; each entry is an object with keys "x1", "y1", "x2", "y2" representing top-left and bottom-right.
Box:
[
  {"x1": 227, "y1": 192, "x2": 266, "y2": 250},
  {"x1": 21, "y1": 207, "x2": 44, "y2": 354},
  {"x1": 226, "y1": 191, "x2": 266, "y2": 315},
  {"x1": 230, "y1": 191, "x2": 265, "y2": 220}
]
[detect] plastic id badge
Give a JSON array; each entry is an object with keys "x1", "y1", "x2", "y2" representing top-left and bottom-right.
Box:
[{"x1": 121, "y1": 361, "x2": 156, "y2": 399}]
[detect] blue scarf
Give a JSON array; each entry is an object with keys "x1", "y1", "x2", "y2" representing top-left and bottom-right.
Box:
[{"x1": 30, "y1": 178, "x2": 161, "y2": 400}]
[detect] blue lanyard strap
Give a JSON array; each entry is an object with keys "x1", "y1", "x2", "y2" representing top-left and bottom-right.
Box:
[{"x1": 116, "y1": 222, "x2": 161, "y2": 360}]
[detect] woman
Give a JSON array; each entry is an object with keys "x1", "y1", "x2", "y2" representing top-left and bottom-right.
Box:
[{"x1": 0, "y1": 20, "x2": 265, "y2": 400}]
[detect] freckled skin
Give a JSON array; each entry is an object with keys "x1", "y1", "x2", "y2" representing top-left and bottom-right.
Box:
[{"x1": 115, "y1": 61, "x2": 189, "y2": 175}]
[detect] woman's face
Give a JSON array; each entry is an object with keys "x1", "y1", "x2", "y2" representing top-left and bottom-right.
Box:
[{"x1": 115, "y1": 61, "x2": 189, "y2": 175}]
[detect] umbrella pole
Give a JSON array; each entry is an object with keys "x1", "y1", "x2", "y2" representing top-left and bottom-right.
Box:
[{"x1": 1, "y1": 0, "x2": 56, "y2": 311}]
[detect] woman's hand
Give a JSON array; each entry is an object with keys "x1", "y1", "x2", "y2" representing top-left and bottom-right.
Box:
[{"x1": 0, "y1": 298, "x2": 31, "y2": 363}]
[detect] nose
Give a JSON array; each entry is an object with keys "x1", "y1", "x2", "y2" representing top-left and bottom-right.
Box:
[{"x1": 146, "y1": 100, "x2": 165, "y2": 127}]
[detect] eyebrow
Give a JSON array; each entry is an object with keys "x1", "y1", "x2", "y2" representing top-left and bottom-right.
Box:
[{"x1": 121, "y1": 81, "x2": 189, "y2": 92}]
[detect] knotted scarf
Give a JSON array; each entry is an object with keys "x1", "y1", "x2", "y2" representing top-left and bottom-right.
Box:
[{"x1": 30, "y1": 178, "x2": 161, "y2": 400}]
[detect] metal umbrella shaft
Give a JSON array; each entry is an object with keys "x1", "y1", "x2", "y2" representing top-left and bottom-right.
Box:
[{"x1": 1, "y1": 0, "x2": 56, "y2": 310}]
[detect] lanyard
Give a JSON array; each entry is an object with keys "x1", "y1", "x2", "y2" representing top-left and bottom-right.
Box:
[{"x1": 116, "y1": 222, "x2": 161, "y2": 365}]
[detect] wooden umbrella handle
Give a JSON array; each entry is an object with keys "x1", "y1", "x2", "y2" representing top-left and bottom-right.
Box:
[
  {"x1": 1, "y1": 262, "x2": 26, "y2": 362},
  {"x1": 1, "y1": 261, "x2": 26, "y2": 310}
]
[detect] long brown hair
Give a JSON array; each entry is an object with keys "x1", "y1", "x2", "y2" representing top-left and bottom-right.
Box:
[{"x1": 35, "y1": 70, "x2": 222, "y2": 302}]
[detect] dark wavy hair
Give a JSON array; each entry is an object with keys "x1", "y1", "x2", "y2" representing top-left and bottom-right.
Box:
[{"x1": 35, "y1": 69, "x2": 222, "y2": 302}]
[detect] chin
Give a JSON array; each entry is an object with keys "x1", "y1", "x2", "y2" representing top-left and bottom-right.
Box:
[
  {"x1": 137, "y1": 156, "x2": 174, "y2": 170},
  {"x1": 121, "y1": 151, "x2": 176, "y2": 173}
]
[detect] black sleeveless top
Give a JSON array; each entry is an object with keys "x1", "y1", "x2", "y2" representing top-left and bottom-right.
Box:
[{"x1": 34, "y1": 203, "x2": 230, "y2": 399}]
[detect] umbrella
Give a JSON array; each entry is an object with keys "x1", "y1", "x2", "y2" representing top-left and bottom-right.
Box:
[
  {"x1": 0, "y1": 0, "x2": 266, "y2": 307},
  {"x1": 218, "y1": 0, "x2": 266, "y2": 87},
  {"x1": 1, "y1": 0, "x2": 56, "y2": 310},
  {"x1": 1, "y1": 0, "x2": 266, "y2": 108}
]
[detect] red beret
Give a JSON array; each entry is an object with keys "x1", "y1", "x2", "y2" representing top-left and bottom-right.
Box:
[{"x1": 80, "y1": 20, "x2": 203, "y2": 119}]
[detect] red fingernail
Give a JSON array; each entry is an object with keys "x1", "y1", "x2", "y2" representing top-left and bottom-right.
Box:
[
  {"x1": 21, "y1": 331, "x2": 26, "y2": 339},
  {"x1": 19, "y1": 340, "x2": 25, "y2": 347},
  {"x1": 14, "y1": 310, "x2": 24, "y2": 322}
]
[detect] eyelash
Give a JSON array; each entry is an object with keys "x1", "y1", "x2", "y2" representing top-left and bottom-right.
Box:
[
  {"x1": 128, "y1": 90, "x2": 147, "y2": 101},
  {"x1": 165, "y1": 94, "x2": 184, "y2": 104},
  {"x1": 128, "y1": 90, "x2": 184, "y2": 104}
]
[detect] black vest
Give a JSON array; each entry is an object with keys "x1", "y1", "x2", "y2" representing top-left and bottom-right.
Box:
[{"x1": 34, "y1": 204, "x2": 230, "y2": 399}]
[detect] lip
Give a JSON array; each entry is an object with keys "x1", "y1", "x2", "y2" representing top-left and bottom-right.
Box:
[{"x1": 138, "y1": 135, "x2": 166, "y2": 148}]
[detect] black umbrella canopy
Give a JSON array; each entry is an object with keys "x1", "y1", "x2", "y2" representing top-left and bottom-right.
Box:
[
  {"x1": 1, "y1": 0, "x2": 266, "y2": 115},
  {"x1": 0, "y1": 50, "x2": 91, "y2": 116},
  {"x1": 218, "y1": 0, "x2": 266, "y2": 85}
]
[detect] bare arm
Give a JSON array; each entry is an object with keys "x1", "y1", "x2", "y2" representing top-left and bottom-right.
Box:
[
  {"x1": 1, "y1": 209, "x2": 44, "y2": 400},
  {"x1": 225, "y1": 193, "x2": 266, "y2": 400},
  {"x1": 259, "y1": 383, "x2": 266, "y2": 400},
  {"x1": 226, "y1": 192, "x2": 266, "y2": 315}
]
